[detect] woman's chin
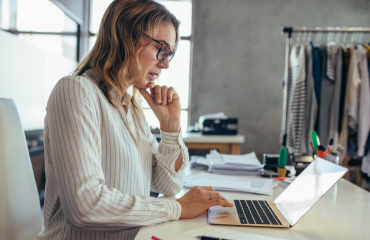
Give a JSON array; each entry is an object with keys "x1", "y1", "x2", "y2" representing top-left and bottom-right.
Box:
[{"x1": 134, "y1": 83, "x2": 148, "y2": 90}]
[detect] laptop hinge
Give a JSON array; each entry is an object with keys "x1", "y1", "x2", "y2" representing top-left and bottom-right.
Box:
[{"x1": 274, "y1": 201, "x2": 294, "y2": 227}]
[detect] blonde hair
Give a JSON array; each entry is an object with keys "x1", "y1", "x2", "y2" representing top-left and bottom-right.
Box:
[{"x1": 74, "y1": 0, "x2": 179, "y2": 122}]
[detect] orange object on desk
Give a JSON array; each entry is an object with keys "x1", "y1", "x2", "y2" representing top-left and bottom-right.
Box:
[
  {"x1": 275, "y1": 177, "x2": 289, "y2": 180},
  {"x1": 317, "y1": 145, "x2": 327, "y2": 158}
]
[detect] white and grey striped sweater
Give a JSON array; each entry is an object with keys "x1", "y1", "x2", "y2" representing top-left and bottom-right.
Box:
[
  {"x1": 287, "y1": 44, "x2": 306, "y2": 155},
  {"x1": 36, "y1": 70, "x2": 189, "y2": 240}
]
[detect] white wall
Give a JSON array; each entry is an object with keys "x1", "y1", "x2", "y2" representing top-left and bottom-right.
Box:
[{"x1": 0, "y1": 30, "x2": 77, "y2": 131}]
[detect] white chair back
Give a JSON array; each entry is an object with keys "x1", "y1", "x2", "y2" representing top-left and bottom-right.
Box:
[{"x1": 0, "y1": 98, "x2": 41, "y2": 240}]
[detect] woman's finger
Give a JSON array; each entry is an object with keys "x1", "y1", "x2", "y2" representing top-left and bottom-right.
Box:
[
  {"x1": 167, "y1": 87, "x2": 175, "y2": 103},
  {"x1": 153, "y1": 85, "x2": 162, "y2": 104},
  {"x1": 136, "y1": 87, "x2": 155, "y2": 107},
  {"x1": 194, "y1": 186, "x2": 215, "y2": 192},
  {"x1": 209, "y1": 199, "x2": 233, "y2": 207},
  {"x1": 207, "y1": 192, "x2": 227, "y2": 200},
  {"x1": 161, "y1": 85, "x2": 168, "y2": 105},
  {"x1": 149, "y1": 82, "x2": 155, "y2": 96},
  {"x1": 148, "y1": 81, "x2": 155, "y2": 89}
]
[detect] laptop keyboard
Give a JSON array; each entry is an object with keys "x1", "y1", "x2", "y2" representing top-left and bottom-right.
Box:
[{"x1": 234, "y1": 200, "x2": 282, "y2": 225}]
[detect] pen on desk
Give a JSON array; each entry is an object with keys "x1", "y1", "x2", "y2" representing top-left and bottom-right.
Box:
[
  {"x1": 327, "y1": 138, "x2": 334, "y2": 153},
  {"x1": 332, "y1": 145, "x2": 342, "y2": 155},
  {"x1": 336, "y1": 147, "x2": 344, "y2": 156},
  {"x1": 196, "y1": 236, "x2": 232, "y2": 240},
  {"x1": 310, "y1": 141, "x2": 314, "y2": 150}
]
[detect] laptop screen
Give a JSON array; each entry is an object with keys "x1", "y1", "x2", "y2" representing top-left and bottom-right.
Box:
[{"x1": 274, "y1": 157, "x2": 348, "y2": 227}]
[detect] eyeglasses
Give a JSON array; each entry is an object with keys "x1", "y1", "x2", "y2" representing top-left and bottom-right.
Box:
[{"x1": 142, "y1": 33, "x2": 176, "y2": 62}]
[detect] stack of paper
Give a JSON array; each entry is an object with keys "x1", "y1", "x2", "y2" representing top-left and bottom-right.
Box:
[
  {"x1": 207, "y1": 150, "x2": 263, "y2": 176},
  {"x1": 184, "y1": 172, "x2": 274, "y2": 195},
  {"x1": 190, "y1": 156, "x2": 209, "y2": 170}
]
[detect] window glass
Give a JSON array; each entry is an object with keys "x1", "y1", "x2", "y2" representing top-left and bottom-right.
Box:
[
  {"x1": 143, "y1": 109, "x2": 188, "y2": 131},
  {"x1": 18, "y1": 34, "x2": 77, "y2": 60},
  {"x1": 160, "y1": 0, "x2": 192, "y2": 37},
  {"x1": 156, "y1": 40, "x2": 190, "y2": 109},
  {"x1": 17, "y1": 0, "x2": 77, "y2": 32},
  {"x1": 89, "y1": 35, "x2": 97, "y2": 51},
  {"x1": 1, "y1": 0, "x2": 10, "y2": 29},
  {"x1": 90, "y1": 0, "x2": 113, "y2": 34}
]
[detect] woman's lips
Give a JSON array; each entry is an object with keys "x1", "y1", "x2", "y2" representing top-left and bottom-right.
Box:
[
  {"x1": 149, "y1": 73, "x2": 155, "y2": 81},
  {"x1": 149, "y1": 72, "x2": 159, "y2": 81}
]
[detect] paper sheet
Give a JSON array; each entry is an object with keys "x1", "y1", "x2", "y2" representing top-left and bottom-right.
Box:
[
  {"x1": 164, "y1": 226, "x2": 287, "y2": 240},
  {"x1": 184, "y1": 173, "x2": 274, "y2": 195},
  {"x1": 190, "y1": 178, "x2": 252, "y2": 190},
  {"x1": 222, "y1": 152, "x2": 262, "y2": 166},
  {"x1": 194, "y1": 156, "x2": 209, "y2": 166}
]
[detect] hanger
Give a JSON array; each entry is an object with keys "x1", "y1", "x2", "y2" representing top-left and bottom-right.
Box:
[
  {"x1": 296, "y1": 32, "x2": 301, "y2": 43},
  {"x1": 307, "y1": 31, "x2": 312, "y2": 41},
  {"x1": 335, "y1": 32, "x2": 341, "y2": 43},
  {"x1": 342, "y1": 32, "x2": 347, "y2": 43}
]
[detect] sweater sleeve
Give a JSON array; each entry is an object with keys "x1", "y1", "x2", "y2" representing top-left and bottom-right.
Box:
[{"x1": 45, "y1": 77, "x2": 182, "y2": 231}]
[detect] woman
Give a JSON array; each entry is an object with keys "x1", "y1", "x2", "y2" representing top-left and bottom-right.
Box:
[{"x1": 37, "y1": 0, "x2": 232, "y2": 239}]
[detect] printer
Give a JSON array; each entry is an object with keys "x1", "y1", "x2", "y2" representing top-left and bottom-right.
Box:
[{"x1": 198, "y1": 112, "x2": 238, "y2": 135}]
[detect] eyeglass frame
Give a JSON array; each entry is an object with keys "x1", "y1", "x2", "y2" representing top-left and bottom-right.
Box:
[{"x1": 142, "y1": 33, "x2": 176, "y2": 62}]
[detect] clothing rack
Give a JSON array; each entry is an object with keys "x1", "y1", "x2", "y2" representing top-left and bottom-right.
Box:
[{"x1": 280, "y1": 26, "x2": 370, "y2": 147}]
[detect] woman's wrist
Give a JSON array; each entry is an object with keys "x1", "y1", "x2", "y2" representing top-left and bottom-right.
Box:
[{"x1": 160, "y1": 121, "x2": 180, "y2": 132}]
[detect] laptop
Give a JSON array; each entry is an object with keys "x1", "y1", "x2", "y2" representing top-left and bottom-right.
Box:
[{"x1": 208, "y1": 157, "x2": 348, "y2": 228}]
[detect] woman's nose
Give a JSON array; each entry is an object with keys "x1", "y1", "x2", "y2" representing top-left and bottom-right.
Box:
[{"x1": 158, "y1": 57, "x2": 170, "y2": 69}]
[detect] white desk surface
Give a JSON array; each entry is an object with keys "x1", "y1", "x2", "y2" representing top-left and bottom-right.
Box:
[
  {"x1": 182, "y1": 132, "x2": 245, "y2": 143},
  {"x1": 136, "y1": 168, "x2": 370, "y2": 240}
]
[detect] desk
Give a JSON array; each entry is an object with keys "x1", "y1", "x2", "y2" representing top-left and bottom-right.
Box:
[
  {"x1": 136, "y1": 168, "x2": 370, "y2": 240},
  {"x1": 182, "y1": 132, "x2": 245, "y2": 155}
]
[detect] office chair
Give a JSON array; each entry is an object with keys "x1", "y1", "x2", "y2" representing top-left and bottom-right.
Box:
[{"x1": 0, "y1": 98, "x2": 41, "y2": 240}]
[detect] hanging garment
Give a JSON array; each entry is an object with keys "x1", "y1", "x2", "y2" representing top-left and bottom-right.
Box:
[
  {"x1": 280, "y1": 60, "x2": 292, "y2": 146},
  {"x1": 338, "y1": 48, "x2": 351, "y2": 135},
  {"x1": 355, "y1": 45, "x2": 370, "y2": 157},
  {"x1": 317, "y1": 43, "x2": 343, "y2": 147},
  {"x1": 328, "y1": 44, "x2": 343, "y2": 147},
  {"x1": 361, "y1": 44, "x2": 370, "y2": 176},
  {"x1": 304, "y1": 43, "x2": 318, "y2": 155},
  {"x1": 286, "y1": 44, "x2": 306, "y2": 155},
  {"x1": 318, "y1": 44, "x2": 332, "y2": 146},
  {"x1": 310, "y1": 41, "x2": 321, "y2": 105},
  {"x1": 362, "y1": 151, "x2": 370, "y2": 177},
  {"x1": 365, "y1": 44, "x2": 370, "y2": 61},
  {"x1": 339, "y1": 46, "x2": 361, "y2": 163}
]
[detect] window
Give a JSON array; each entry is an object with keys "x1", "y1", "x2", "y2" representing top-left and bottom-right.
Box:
[
  {"x1": 89, "y1": 0, "x2": 192, "y2": 131},
  {"x1": 0, "y1": 0, "x2": 79, "y2": 61}
]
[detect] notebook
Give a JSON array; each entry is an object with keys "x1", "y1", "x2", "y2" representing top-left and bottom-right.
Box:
[{"x1": 208, "y1": 157, "x2": 348, "y2": 228}]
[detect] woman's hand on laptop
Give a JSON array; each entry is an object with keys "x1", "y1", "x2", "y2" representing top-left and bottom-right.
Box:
[{"x1": 176, "y1": 186, "x2": 233, "y2": 219}]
